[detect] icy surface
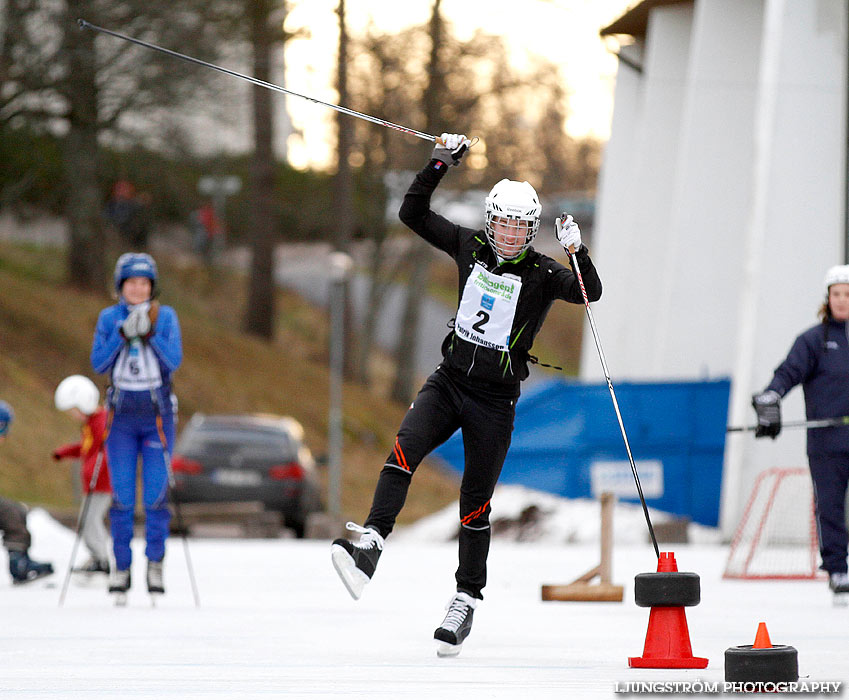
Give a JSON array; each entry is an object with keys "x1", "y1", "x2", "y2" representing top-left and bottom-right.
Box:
[{"x1": 0, "y1": 504, "x2": 844, "y2": 699}]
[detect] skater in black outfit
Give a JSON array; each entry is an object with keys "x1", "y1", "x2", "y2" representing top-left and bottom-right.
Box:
[
  {"x1": 0, "y1": 400, "x2": 55, "y2": 585},
  {"x1": 752, "y1": 265, "x2": 849, "y2": 602},
  {"x1": 332, "y1": 133, "x2": 602, "y2": 656}
]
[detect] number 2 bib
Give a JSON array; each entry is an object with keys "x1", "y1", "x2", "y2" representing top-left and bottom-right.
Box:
[{"x1": 455, "y1": 264, "x2": 522, "y2": 351}]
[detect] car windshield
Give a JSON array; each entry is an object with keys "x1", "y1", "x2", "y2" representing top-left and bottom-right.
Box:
[{"x1": 178, "y1": 424, "x2": 296, "y2": 461}]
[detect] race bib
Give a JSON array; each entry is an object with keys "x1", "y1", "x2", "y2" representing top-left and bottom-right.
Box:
[
  {"x1": 112, "y1": 340, "x2": 162, "y2": 391},
  {"x1": 455, "y1": 265, "x2": 522, "y2": 351}
]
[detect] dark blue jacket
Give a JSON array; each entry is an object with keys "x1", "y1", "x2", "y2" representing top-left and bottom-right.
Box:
[{"x1": 767, "y1": 319, "x2": 849, "y2": 455}]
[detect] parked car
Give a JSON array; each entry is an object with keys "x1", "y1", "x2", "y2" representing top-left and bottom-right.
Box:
[{"x1": 170, "y1": 413, "x2": 323, "y2": 537}]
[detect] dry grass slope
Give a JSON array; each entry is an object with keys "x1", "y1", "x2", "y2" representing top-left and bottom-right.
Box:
[{"x1": 0, "y1": 242, "x2": 457, "y2": 525}]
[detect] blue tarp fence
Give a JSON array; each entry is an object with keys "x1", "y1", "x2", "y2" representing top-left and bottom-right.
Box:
[{"x1": 432, "y1": 378, "x2": 731, "y2": 527}]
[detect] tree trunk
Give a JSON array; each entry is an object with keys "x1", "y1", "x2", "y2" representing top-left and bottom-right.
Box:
[
  {"x1": 391, "y1": 0, "x2": 443, "y2": 403},
  {"x1": 333, "y1": 0, "x2": 357, "y2": 377},
  {"x1": 62, "y1": 1, "x2": 106, "y2": 293},
  {"x1": 244, "y1": 0, "x2": 277, "y2": 340}
]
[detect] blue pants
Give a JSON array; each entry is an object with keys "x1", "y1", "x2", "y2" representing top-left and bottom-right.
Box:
[
  {"x1": 809, "y1": 453, "x2": 849, "y2": 574},
  {"x1": 106, "y1": 403, "x2": 174, "y2": 571}
]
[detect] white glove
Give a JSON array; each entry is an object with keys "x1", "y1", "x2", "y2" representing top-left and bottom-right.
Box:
[
  {"x1": 432, "y1": 133, "x2": 471, "y2": 167},
  {"x1": 121, "y1": 302, "x2": 151, "y2": 340},
  {"x1": 555, "y1": 214, "x2": 582, "y2": 253}
]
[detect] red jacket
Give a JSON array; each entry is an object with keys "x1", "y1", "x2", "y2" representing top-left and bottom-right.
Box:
[{"x1": 54, "y1": 408, "x2": 112, "y2": 493}]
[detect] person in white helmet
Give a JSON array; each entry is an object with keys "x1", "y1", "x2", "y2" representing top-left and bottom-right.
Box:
[
  {"x1": 332, "y1": 133, "x2": 602, "y2": 656},
  {"x1": 752, "y1": 264, "x2": 849, "y2": 601},
  {"x1": 53, "y1": 375, "x2": 112, "y2": 575}
]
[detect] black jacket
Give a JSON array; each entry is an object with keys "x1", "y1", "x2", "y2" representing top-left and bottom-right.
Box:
[
  {"x1": 400, "y1": 160, "x2": 602, "y2": 398},
  {"x1": 767, "y1": 318, "x2": 849, "y2": 455}
]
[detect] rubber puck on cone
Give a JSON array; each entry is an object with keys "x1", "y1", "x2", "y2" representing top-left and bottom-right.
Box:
[{"x1": 634, "y1": 571, "x2": 700, "y2": 608}]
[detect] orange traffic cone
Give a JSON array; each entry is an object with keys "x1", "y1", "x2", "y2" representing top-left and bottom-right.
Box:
[
  {"x1": 628, "y1": 552, "x2": 708, "y2": 669},
  {"x1": 753, "y1": 622, "x2": 772, "y2": 648}
]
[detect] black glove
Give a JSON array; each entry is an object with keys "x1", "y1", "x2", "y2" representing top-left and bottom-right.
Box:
[
  {"x1": 432, "y1": 133, "x2": 470, "y2": 167},
  {"x1": 752, "y1": 390, "x2": 781, "y2": 439}
]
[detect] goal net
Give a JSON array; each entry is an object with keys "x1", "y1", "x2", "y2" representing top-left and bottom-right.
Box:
[{"x1": 723, "y1": 467, "x2": 821, "y2": 580}]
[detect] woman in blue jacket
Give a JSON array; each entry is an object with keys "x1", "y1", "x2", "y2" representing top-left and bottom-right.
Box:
[
  {"x1": 752, "y1": 265, "x2": 849, "y2": 600},
  {"x1": 91, "y1": 253, "x2": 182, "y2": 597}
]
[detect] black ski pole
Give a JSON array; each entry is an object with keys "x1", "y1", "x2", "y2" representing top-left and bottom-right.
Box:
[
  {"x1": 567, "y1": 242, "x2": 660, "y2": 559},
  {"x1": 727, "y1": 415, "x2": 849, "y2": 433},
  {"x1": 135, "y1": 338, "x2": 200, "y2": 608},
  {"x1": 58, "y1": 410, "x2": 112, "y2": 607}
]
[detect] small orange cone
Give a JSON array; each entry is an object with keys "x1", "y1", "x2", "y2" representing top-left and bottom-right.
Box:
[{"x1": 753, "y1": 622, "x2": 772, "y2": 649}]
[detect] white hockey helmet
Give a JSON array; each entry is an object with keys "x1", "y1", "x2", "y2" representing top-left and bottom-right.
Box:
[
  {"x1": 824, "y1": 265, "x2": 849, "y2": 292},
  {"x1": 484, "y1": 179, "x2": 541, "y2": 259},
  {"x1": 54, "y1": 375, "x2": 100, "y2": 415}
]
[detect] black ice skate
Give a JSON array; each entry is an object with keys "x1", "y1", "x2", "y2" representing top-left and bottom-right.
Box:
[
  {"x1": 147, "y1": 560, "x2": 164, "y2": 595},
  {"x1": 829, "y1": 572, "x2": 849, "y2": 607},
  {"x1": 109, "y1": 567, "x2": 131, "y2": 606},
  {"x1": 434, "y1": 591, "x2": 477, "y2": 657},
  {"x1": 331, "y1": 522, "x2": 384, "y2": 600},
  {"x1": 9, "y1": 551, "x2": 54, "y2": 585}
]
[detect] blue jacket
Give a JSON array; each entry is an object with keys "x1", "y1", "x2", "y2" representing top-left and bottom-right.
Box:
[
  {"x1": 767, "y1": 319, "x2": 849, "y2": 455},
  {"x1": 91, "y1": 301, "x2": 182, "y2": 414}
]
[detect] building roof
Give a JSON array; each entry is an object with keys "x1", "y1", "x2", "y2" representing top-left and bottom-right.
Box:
[{"x1": 600, "y1": 0, "x2": 691, "y2": 38}]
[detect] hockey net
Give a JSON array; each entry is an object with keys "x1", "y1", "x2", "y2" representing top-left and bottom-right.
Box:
[{"x1": 723, "y1": 467, "x2": 821, "y2": 580}]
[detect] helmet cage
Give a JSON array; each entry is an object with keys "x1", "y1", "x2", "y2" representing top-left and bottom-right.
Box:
[{"x1": 484, "y1": 213, "x2": 539, "y2": 260}]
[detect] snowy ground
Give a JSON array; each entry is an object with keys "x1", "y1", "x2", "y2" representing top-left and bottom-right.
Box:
[{"x1": 1, "y1": 500, "x2": 845, "y2": 699}]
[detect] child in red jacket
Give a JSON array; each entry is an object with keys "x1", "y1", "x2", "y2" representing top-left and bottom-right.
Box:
[{"x1": 54, "y1": 376, "x2": 112, "y2": 574}]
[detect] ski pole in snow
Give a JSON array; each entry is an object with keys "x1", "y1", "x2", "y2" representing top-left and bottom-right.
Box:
[
  {"x1": 58, "y1": 412, "x2": 112, "y2": 607},
  {"x1": 727, "y1": 415, "x2": 849, "y2": 433},
  {"x1": 568, "y1": 244, "x2": 660, "y2": 558},
  {"x1": 135, "y1": 341, "x2": 200, "y2": 608},
  {"x1": 77, "y1": 19, "x2": 446, "y2": 144}
]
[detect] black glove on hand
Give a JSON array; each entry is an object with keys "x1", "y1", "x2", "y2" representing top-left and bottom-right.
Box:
[
  {"x1": 432, "y1": 133, "x2": 470, "y2": 167},
  {"x1": 752, "y1": 390, "x2": 781, "y2": 439}
]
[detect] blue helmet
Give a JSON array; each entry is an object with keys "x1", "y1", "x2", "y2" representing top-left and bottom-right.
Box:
[
  {"x1": 0, "y1": 400, "x2": 13, "y2": 437},
  {"x1": 114, "y1": 253, "x2": 158, "y2": 297}
]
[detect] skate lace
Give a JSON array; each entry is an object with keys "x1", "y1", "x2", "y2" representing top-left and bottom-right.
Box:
[
  {"x1": 831, "y1": 572, "x2": 849, "y2": 586},
  {"x1": 148, "y1": 562, "x2": 163, "y2": 586},
  {"x1": 441, "y1": 594, "x2": 473, "y2": 632},
  {"x1": 346, "y1": 522, "x2": 384, "y2": 551}
]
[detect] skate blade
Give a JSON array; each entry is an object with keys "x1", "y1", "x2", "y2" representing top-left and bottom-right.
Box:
[
  {"x1": 12, "y1": 571, "x2": 54, "y2": 586},
  {"x1": 112, "y1": 592, "x2": 128, "y2": 607},
  {"x1": 833, "y1": 592, "x2": 849, "y2": 607},
  {"x1": 331, "y1": 544, "x2": 368, "y2": 600},
  {"x1": 436, "y1": 640, "x2": 463, "y2": 658}
]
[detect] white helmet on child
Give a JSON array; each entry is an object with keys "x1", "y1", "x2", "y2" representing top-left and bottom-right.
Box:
[
  {"x1": 484, "y1": 179, "x2": 542, "y2": 259},
  {"x1": 824, "y1": 265, "x2": 849, "y2": 292},
  {"x1": 55, "y1": 375, "x2": 100, "y2": 415}
]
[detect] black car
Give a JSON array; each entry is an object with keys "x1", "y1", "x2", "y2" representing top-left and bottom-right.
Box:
[{"x1": 171, "y1": 413, "x2": 322, "y2": 537}]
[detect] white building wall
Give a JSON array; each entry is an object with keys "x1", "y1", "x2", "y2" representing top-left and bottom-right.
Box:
[{"x1": 585, "y1": 0, "x2": 848, "y2": 534}]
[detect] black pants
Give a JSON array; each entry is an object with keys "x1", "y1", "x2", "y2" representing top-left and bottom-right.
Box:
[
  {"x1": 809, "y1": 453, "x2": 849, "y2": 574},
  {"x1": 365, "y1": 367, "x2": 516, "y2": 599},
  {"x1": 0, "y1": 495, "x2": 31, "y2": 553}
]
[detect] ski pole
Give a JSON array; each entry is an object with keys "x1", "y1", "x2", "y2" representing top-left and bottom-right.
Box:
[
  {"x1": 568, "y1": 242, "x2": 660, "y2": 559},
  {"x1": 727, "y1": 415, "x2": 849, "y2": 433},
  {"x1": 58, "y1": 409, "x2": 113, "y2": 607},
  {"x1": 77, "y1": 19, "x2": 446, "y2": 144},
  {"x1": 135, "y1": 339, "x2": 200, "y2": 608}
]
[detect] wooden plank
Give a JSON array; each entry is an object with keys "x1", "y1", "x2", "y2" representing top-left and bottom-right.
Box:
[{"x1": 541, "y1": 582, "x2": 624, "y2": 602}]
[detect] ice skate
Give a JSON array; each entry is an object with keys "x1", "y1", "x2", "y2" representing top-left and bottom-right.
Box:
[
  {"x1": 829, "y1": 572, "x2": 849, "y2": 607},
  {"x1": 109, "y1": 567, "x2": 131, "y2": 606},
  {"x1": 72, "y1": 558, "x2": 110, "y2": 576},
  {"x1": 331, "y1": 522, "x2": 384, "y2": 600},
  {"x1": 9, "y1": 551, "x2": 54, "y2": 585},
  {"x1": 434, "y1": 591, "x2": 477, "y2": 657},
  {"x1": 147, "y1": 560, "x2": 164, "y2": 595}
]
